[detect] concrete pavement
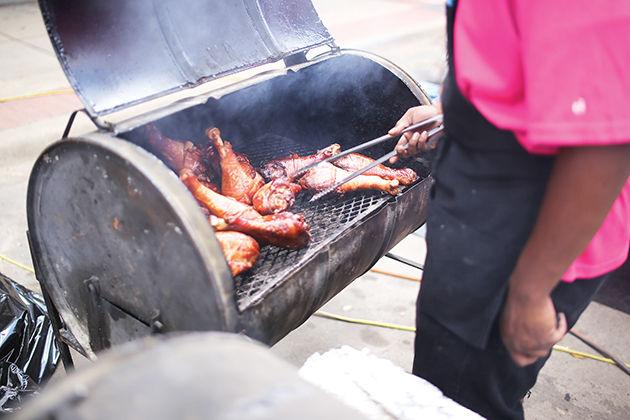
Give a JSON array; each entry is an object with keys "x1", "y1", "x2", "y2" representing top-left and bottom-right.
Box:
[{"x1": 0, "y1": 1, "x2": 628, "y2": 419}]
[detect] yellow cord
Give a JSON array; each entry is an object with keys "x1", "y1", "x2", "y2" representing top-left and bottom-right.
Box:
[
  {"x1": 316, "y1": 311, "x2": 416, "y2": 332},
  {"x1": 369, "y1": 268, "x2": 421, "y2": 283},
  {"x1": 2, "y1": 251, "x2": 627, "y2": 370},
  {"x1": 0, "y1": 88, "x2": 74, "y2": 104},
  {"x1": 0, "y1": 254, "x2": 35, "y2": 274},
  {"x1": 313, "y1": 311, "x2": 630, "y2": 369},
  {"x1": 552, "y1": 345, "x2": 630, "y2": 368}
]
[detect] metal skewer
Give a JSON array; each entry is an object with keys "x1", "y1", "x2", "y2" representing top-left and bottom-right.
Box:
[
  {"x1": 294, "y1": 114, "x2": 443, "y2": 178},
  {"x1": 309, "y1": 125, "x2": 444, "y2": 202}
]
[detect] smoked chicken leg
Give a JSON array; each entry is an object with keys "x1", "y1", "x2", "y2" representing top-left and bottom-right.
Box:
[
  {"x1": 180, "y1": 169, "x2": 310, "y2": 249},
  {"x1": 207, "y1": 127, "x2": 264, "y2": 205},
  {"x1": 211, "y1": 213, "x2": 310, "y2": 250},
  {"x1": 206, "y1": 143, "x2": 254, "y2": 180},
  {"x1": 145, "y1": 124, "x2": 218, "y2": 192},
  {"x1": 299, "y1": 162, "x2": 400, "y2": 195},
  {"x1": 252, "y1": 178, "x2": 302, "y2": 214},
  {"x1": 260, "y1": 144, "x2": 341, "y2": 180},
  {"x1": 333, "y1": 153, "x2": 418, "y2": 185},
  {"x1": 214, "y1": 231, "x2": 260, "y2": 276}
]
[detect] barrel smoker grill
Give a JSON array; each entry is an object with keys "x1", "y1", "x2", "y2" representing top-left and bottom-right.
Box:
[{"x1": 28, "y1": 0, "x2": 434, "y2": 361}]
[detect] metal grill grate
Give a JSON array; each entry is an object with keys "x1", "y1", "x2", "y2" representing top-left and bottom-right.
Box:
[{"x1": 231, "y1": 134, "x2": 429, "y2": 311}]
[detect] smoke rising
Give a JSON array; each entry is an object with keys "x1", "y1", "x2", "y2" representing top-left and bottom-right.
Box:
[{"x1": 124, "y1": 54, "x2": 422, "y2": 168}]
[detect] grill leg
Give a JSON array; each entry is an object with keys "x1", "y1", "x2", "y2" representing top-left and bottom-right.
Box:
[
  {"x1": 27, "y1": 231, "x2": 75, "y2": 371},
  {"x1": 385, "y1": 252, "x2": 424, "y2": 271}
]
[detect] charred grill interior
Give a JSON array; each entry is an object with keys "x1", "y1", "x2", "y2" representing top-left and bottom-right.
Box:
[{"x1": 124, "y1": 55, "x2": 431, "y2": 311}]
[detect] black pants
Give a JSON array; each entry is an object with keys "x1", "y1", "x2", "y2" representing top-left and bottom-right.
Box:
[{"x1": 412, "y1": 276, "x2": 605, "y2": 420}]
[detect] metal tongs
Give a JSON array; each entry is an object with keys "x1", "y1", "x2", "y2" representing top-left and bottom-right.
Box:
[
  {"x1": 307, "y1": 115, "x2": 444, "y2": 202},
  {"x1": 296, "y1": 114, "x2": 444, "y2": 179}
]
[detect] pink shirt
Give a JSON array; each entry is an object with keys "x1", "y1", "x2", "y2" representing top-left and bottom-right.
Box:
[{"x1": 453, "y1": 0, "x2": 630, "y2": 281}]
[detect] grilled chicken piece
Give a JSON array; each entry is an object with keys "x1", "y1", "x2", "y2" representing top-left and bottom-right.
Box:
[
  {"x1": 206, "y1": 143, "x2": 257, "y2": 188},
  {"x1": 207, "y1": 127, "x2": 264, "y2": 205},
  {"x1": 181, "y1": 169, "x2": 260, "y2": 220},
  {"x1": 299, "y1": 162, "x2": 399, "y2": 195},
  {"x1": 211, "y1": 212, "x2": 310, "y2": 249},
  {"x1": 214, "y1": 231, "x2": 260, "y2": 276},
  {"x1": 260, "y1": 144, "x2": 341, "y2": 180},
  {"x1": 333, "y1": 153, "x2": 419, "y2": 185},
  {"x1": 252, "y1": 178, "x2": 302, "y2": 215},
  {"x1": 181, "y1": 169, "x2": 310, "y2": 248},
  {"x1": 146, "y1": 124, "x2": 218, "y2": 192},
  {"x1": 209, "y1": 214, "x2": 229, "y2": 230}
]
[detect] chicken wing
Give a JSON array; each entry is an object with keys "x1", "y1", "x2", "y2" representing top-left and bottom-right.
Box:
[
  {"x1": 181, "y1": 169, "x2": 310, "y2": 249},
  {"x1": 299, "y1": 162, "x2": 399, "y2": 195},
  {"x1": 252, "y1": 178, "x2": 302, "y2": 215},
  {"x1": 215, "y1": 231, "x2": 260, "y2": 276},
  {"x1": 207, "y1": 127, "x2": 264, "y2": 204},
  {"x1": 260, "y1": 144, "x2": 341, "y2": 180},
  {"x1": 333, "y1": 153, "x2": 418, "y2": 185},
  {"x1": 146, "y1": 124, "x2": 218, "y2": 191}
]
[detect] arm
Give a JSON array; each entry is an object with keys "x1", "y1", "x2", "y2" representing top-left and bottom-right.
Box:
[{"x1": 501, "y1": 144, "x2": 630, "y2": 366}]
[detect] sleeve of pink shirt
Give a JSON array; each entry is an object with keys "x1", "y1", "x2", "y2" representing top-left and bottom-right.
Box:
[
  {"x1": 453, "y1": 0, "x2": 630, "y2": 281},
  {"x1": 514, "y1": 0, "x2": 630, "y2": 153},
  {"x1": 514, "y1": 1, "x2": 630, "y2": 281}
]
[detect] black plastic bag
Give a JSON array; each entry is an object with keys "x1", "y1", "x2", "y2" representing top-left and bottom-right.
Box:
[{"x1": 0, "y1": 273, "x2": 59, "y2": 413}]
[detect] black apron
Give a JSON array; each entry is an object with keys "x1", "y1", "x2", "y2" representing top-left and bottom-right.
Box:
[{"x1": 418, "y1": 0, "x2": 555, "y2": 349}]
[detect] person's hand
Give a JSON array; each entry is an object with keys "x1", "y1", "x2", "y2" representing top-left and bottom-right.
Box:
[
  {"x1": 388, "y1": 103, "x2": 442, "y2": 164},
  {"x1": 500, "y1": 284, "x2": 567, "y2": 367}
]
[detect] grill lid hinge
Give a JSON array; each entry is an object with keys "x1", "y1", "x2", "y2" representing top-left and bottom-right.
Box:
[
  {"x1": 283, "y1": 51, "x2": 308, "y2": 67},
  {"x1": 150, "y1": 310, "x2": 164, "y2": 334},
  {"x1": 62, "y1": 109, "x2": 113, "y2": 139}
]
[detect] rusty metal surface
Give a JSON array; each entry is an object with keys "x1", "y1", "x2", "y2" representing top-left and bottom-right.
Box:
[{"x1": 39, "y1": 0, "x2": 333, "y2": 116}]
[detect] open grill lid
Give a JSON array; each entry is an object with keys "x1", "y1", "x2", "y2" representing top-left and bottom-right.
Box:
[{"x1": 39, "y1": 0, "x2": 334, "y2": 117}]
